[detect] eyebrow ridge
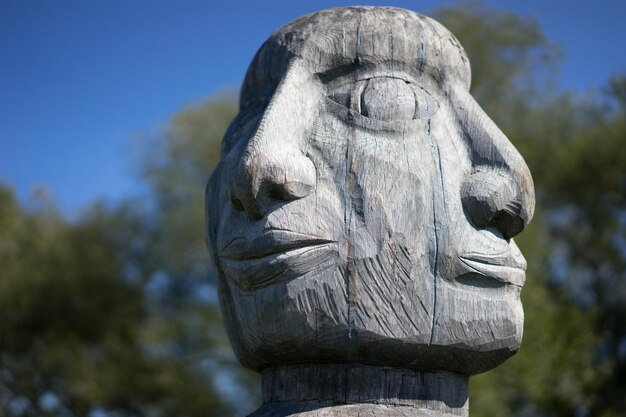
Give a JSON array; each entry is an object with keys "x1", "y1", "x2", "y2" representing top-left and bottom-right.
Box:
[{"x1": 315, "y1": 59, "x2": 442, "y2": 84}]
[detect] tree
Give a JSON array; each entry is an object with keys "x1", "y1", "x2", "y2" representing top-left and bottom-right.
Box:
[
  {"x1": 135, "y1": 93, "x2": 260, "y2": 413},
  {"x1": 539, "y1": 76, "x2": 626, "y2": 416},
  {"x1": 0, "y1": 187, "x2": 231, "y2": 417}
]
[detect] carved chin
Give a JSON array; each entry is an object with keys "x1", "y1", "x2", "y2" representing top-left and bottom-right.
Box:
[{"x1": 218, "y1": 259, "x2": 524, "y2": 375}]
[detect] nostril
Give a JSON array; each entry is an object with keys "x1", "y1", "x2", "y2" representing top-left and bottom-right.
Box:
[
  {"x1": 276, "y1": 180, "x2": 315, "y2": 201},
  {"x1": 257, "y1": 179, "x2": 314, "y2": 206},
  {"x1": 266, "y1": 183, "x2": 290, "y2": 201},
  {"x1": 230, "y1": 193, "x2": 245, "y2": 211},
  {"x1": 487, "y1": 202, "x2": 525, "y2": 240}
]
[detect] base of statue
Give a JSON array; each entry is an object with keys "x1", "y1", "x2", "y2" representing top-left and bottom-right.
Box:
[{"x1": 248, "y1": 364, "x2": 469, "y2": 417}]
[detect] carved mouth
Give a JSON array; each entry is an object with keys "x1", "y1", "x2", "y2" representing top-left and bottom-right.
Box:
[
  {"x1": 218, "y1": 230, "x2": 338, "y2": 291},
  {"x1": 457, "y1": 254, "x2": 526, "y2": 287},
  {"x1": 220, "y1": 230, "x2": 336, "y2": 260}
]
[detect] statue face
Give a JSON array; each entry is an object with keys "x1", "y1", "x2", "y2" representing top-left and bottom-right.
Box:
[{"x1": 206, "y1": 7, "x2": 534, "y2": 375}]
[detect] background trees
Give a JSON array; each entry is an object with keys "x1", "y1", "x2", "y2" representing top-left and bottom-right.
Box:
[
  {"x1": 0, "y1": 188, "x2": 232, "y2": 417},
  {"x1": 1, "y1": 3, "x2": 624, "y2": 416}
]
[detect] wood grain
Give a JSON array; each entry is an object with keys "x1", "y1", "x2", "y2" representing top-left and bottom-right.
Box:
[{"x1": 205, "y1": 6, "x2": 535, "y2": 416}]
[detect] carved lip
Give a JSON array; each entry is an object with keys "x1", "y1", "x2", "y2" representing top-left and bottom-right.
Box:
[
  {"x1": 220, "y1": 229, "x2": 336, "y2": 261},
  {"x1": 219, "y1": 230, "x2": 338, "y2": 291},
  {"x1": 457, "y1": 253, "x2": 526, "y2": 287}
]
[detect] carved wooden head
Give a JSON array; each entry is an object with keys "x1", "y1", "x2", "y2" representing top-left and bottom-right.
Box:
[{"x1": 206, "y1": 6, "x2": 535, "y2": 375}]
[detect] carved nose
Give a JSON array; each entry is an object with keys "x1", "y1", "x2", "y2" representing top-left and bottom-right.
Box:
[
  {"x1": 225, "y1": 58, "x2": 320, "y2": 220},
  {"x1": 461, "y1": 170, "x2": 529, "y2": 239},
  {"x1": 228, "y1": 140, "x2": 316, "y2": 220},
  {"x1": 451, "y1": 85, "x2": 535, "y2": 240}
]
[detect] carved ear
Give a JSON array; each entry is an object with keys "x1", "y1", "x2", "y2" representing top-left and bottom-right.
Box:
[{"x1": 460, "y1": 169, "x2": 527, "y2": 239}]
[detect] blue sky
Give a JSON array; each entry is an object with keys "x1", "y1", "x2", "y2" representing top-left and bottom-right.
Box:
[{"x1": 1, "y1": 0, "x2": 625, "y2": 217}]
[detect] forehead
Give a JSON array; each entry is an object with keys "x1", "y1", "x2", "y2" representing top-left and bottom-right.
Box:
[{"x1": 244, "y1": 7, "x2": 471, "y2": 91}]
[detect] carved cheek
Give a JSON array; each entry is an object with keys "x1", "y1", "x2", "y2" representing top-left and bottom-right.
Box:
[{"x1": 348, "y1": 122, "x2": 434, "y2": 256}]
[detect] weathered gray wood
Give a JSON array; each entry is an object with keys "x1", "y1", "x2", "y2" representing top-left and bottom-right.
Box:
[
  {"x1": 205, "y1": 6, "x2": 535, "y2": 416},
  {"x1": 252, "y1": 365, "x2": 468, "y2": 417}
]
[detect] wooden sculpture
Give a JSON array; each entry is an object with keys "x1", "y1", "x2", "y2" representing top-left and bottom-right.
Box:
[{"x1": 206, "y1": 6, "x2": 535, "y2": 416}]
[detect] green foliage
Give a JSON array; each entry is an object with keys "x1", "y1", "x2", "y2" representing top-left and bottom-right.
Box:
[
  {"x1": 538, "y1": 82, "x2": 626, "y2": 416},
  {"x1": 0, "y1": 188, "x2": 230, "y2": 416},
  {"x1": 137, "y1": 92, "x2": 238, "y2": 284},
  {"x1": 134, "y1": 92, "x2": 261, "y2": 414},
  {"x1": 434, "y1": 1, "x2": 561, "y2": 122}
]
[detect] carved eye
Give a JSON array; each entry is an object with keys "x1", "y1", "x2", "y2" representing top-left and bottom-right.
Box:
[
  {"x1": 327, "y1": 77, "x2": 438, "y2": 121},
  {"x1": 360, "y1": 78, "x2": 416, "y2": 121}
]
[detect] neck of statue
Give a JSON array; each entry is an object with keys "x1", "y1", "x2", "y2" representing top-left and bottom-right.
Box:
[{"x1": 249, "y1": 364, "x2": 469, "y2": 417}]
